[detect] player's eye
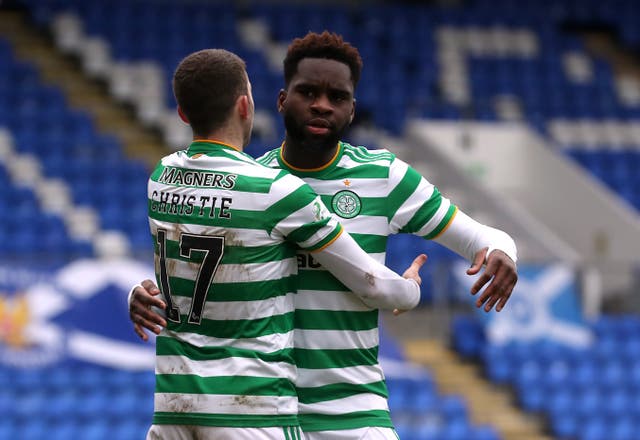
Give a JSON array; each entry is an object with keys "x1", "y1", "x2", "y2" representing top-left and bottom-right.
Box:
[{"x1": 330, "y1": 92, "x2": 349, "y2": 102}]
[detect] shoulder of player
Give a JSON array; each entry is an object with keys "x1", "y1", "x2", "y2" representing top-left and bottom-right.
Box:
[
  {"x1": 155, "y1": 150, "x2": 186, "y2": 169},
  {"x1": 158, "y1": 148, "x2": 284, "y2": 181},
  {"x1": 340, "y1": 141, "x2": 396, "y2": 165},
  {"x1": 255, "y1": 147, "x2": 280, "y2": 167}
]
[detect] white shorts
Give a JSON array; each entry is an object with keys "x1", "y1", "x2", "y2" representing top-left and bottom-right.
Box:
[
  {"x1": 305, "y1": 427, "x2": 399, "y2": 440},
  {"x1": 146, "y1": 424, "x2": 305, "y2": 440}
]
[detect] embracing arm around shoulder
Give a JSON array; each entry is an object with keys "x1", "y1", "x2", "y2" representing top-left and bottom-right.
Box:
[{"x1": 311, "y1": 230, "x2": 423, "y2": 311}]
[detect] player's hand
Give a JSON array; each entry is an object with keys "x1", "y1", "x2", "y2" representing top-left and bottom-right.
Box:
[
  {"x1": 467, "y1": 248, "x2": 517, "y2": 312},
  {"x1": 393, "y1": 253, "x2": 428, "y2": 316},
  {"x1": 130, "y1": 279, "x2": 167, "y2": 341}
]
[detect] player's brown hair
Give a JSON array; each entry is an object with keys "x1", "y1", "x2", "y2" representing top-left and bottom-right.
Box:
[
  {"x1": 283, "y1": 31, "x2": 363, "y2": 87},
  {"x1": 173, "y1": 49, "x2": 248, "y2": 137}
]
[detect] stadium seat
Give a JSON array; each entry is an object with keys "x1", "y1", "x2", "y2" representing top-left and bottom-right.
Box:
[
  {"x1": 550, "y1": 413, "x2": 580, "y2": 439},
  {"x1": 472, "y1": 425, "x2": 501, "y2": 440}
]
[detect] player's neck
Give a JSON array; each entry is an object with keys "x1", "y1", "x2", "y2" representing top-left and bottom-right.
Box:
[
  {"x1": 282, "y1": 137, "x2": 339, "y2": 170},
  {"x1": 195, "y1": 126, "x2": 245, "y2": 151}
]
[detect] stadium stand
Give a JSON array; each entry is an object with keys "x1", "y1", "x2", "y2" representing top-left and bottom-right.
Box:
[
  {"x1": 1, "y1": 0, "x2": 639, "y2": 439},
  {"x1": 453, "y1": 313, "x2": 640, "y2": 440}
]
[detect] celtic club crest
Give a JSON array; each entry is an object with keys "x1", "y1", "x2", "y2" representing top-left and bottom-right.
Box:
[{"x1": 331, "y1": 190, "x2": 362, "y2": 219}]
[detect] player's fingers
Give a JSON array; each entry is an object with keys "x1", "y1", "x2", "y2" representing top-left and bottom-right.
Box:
[
  {"x1": 410, "y1": 254, "x2": 428, "y2": 271},
  {"x1": 476, "y1": 268, "x2": 515, "y2": 311},
  {"x1": 475, "y1": 283, "x2": 499, "y2": 309},
  {"x1": 467, "y1": 247, "x2": 488, "y2": 275},
  {"x1": 470, "y1": 255, "x2": 500, "y2": 295},
  {"x1": 138, "y1": 294, "x2": 166, "y2": 310},
  {"x1": 133, "y1": 287, "x2": 166, "y2": 309},
  {"x1": 470, "y1": 272, "x2": 492, "y2": 295},
  {"x1": 141, "y1": 279, "x2": 162, "y2": 295},
  {"x1": 474, "y1": 272, "x2": 504, "y2": 306},
  {"x1": 495, "y1": 291, "x2": 512, "y2": 312},
  {"x1": 135, "y1": 314, "x2": 163, "y2": 335},
  {"x1": 495, "y1": 274, "x2": 518, "y2": 312},
  {"x1": 403, "y1": 254, "x2": 427, "y2": 277},
  {"x1": 482, "y1": 293, "x2": 501, "y2": 312},
  {"x1": 132, "y1": 302, "x2": 167, "y2": 327},
  {"x1": 475, "y1": 288, "x2": 491, "y2": 308},
  {"x1": 144, "y1": 308, "x2": 167, "y2": 328},
  {"x1": 133, "y1": 323, "x2": 149, "y2": 342},
  {"x1": 402, "y1": 254, "x2": 427, "y2": 286}
]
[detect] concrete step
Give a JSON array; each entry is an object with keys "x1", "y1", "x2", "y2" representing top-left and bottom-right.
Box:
[{"x1": 404, "y1": 339, "x2": 552, "y2": 440}]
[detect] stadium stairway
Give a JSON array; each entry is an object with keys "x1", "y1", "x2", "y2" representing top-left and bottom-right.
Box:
[
  {"x1": 404, "y1": 339, "x2": 553, "y2": 440},
  {"x1": 0, "y1": 9, "x2": 166, "y2": 168}
]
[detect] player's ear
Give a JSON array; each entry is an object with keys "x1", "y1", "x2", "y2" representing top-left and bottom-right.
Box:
[
  {"x1": 177, "y1": 106, "x2": 189, "y2": 124},
  {"x1": 349, "y1": 99, "x2": 356, "y2": 124},
  {"x1": 277, "y1": 89, "x2": 287, "y2": 113},
  {"x1": 237, "y1": 95, "x2": 250, "y2": 120}
]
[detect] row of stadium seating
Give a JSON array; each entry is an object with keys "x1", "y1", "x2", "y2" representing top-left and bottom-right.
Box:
[
  {"x1": 19, "y1": 0, "x2": 639, "y2": 121},
  {"x1": 0, "y1": 35, "x2": 150, "y2": 257},
  {"x1": 18, "y1": 0, "x2": 640, "y2": 215},
  {"x1": 0, "y1": 364, "x2": 152, "y2": 439},
  {"x1": 0, "y1": 362, "x2": 499, "y2": 440},
  {"x1": 453, "y1": 314, "x2": 640, "y2": 440}
]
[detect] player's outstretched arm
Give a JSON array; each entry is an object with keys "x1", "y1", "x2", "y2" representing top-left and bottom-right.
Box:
[
  {"x1": 128, "y1": 280, "x2": 167, "y2": 341},
  {"x1": 434, "y1": 210, "x2": 518, "y2": 312},
  {"x1": 311, "y1": 231, "x2": 426, "y2": 311}
]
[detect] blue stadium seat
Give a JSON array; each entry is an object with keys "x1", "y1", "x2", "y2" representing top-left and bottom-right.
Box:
[
  {"x1": 44, "y1": 390, "x2": 79, "y2": 420},
  {"x1": 439, "y1": 395, "x2": 469, "y2": 423},
  {"x1": 77, "y1": 419, "x2": 110, "y2": 440},
  {"x1": 112, "y1": 419, "x2": 148, "y2": 439},
  {"x1": 483, "y1": 347, "x2": 513, "y2": 383},
  {"x1": 472, "y1": 425, "x2": 501, "y2": 440},
  {"x1": 453, "y1": 315, "x2": 485, "y2": 358},
  {"x1": 440, "y1": 418, "x2": 473, "y2": 440},
  {"x1": 20, "y1": 419, "x2": 48, "y2": 440},
  {"x1": 582, "y1": 416, "x2": 611, "y2": 440},
  {"x1": 611, "y1": 416, "x2": 637, "y2": 440},
  {"x1": 74, "y1": 392, "x2": 111, "y2": 420},
  {"x1": 550, "y1": 413, "x2": 580, "y2": 439},
  {"x1": 517, "y1": 378, "x2": 545, "y2": 413},
  {"x1": 48, "y1": 420, "x2": 80, "y2": 440}
]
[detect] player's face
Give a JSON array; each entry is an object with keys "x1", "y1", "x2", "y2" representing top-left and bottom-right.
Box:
[{"x1": 278, "y1": 58, "x2": 355, "y2": 151}]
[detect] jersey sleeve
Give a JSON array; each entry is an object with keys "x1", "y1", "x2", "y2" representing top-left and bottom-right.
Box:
[
  {"x1": 387, "y1": 157, "x2": 458, "y2": 239},
  {"x1": 434, "y1": 209, "x2": 518, "y2": 263},
  {"x1": 267, "y1": 171, "x2": 343, "y2": 251},
  {"x1": 310, "y1": 232, "x2": 421, "y2": 311}
]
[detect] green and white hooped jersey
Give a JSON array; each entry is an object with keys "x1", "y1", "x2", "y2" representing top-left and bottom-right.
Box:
[
  {"x1": 258, "y1": 141, "x2": 457, "y2": 432},
  {"x1": 147, "y1": 140, "x2": 343, "y2": 428}
]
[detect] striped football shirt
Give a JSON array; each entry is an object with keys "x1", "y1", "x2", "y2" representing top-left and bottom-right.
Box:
[
  {"x1": 257, "y1": 141, "x2": 457, "y2": 432},
  {"x1": 148, "y1": 140, "x2": 343, "y2": 428}
]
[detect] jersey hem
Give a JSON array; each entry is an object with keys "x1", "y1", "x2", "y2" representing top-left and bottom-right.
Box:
[
  {"x1": 299, "y1": 414, "x2": 394, "y2": 432},
  {"x1": 153, "y1": 413, "x2": 299, "y2": 427}
]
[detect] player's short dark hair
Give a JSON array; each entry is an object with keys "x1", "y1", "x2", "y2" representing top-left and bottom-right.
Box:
[
  {"x1": 173, "y1": 49, "x2": 248, "y2": 137},
  {"x1": 283, "y1": 31, "x2": 363, "y2": 87}
]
